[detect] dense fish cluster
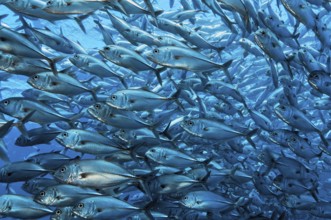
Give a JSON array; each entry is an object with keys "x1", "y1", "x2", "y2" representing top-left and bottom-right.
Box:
[{"x1": 0, "y1": 0, "x2": 331, "y2": 219}]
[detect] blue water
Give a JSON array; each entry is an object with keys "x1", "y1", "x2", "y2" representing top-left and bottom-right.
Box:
[{"x1": 1, "y1": 0, "x2": 331, "y2": 219}]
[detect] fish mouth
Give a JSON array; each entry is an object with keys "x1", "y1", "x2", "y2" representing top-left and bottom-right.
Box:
[
  {"x1": 179, "y1": 123, "x2": 203, "y2": 138},
  {"x1": 105, "y1": 101, "x2": 125, "y2": 110},
  {"x1": 98, "y1": 50, "x2": 106, "y2": 58},
  {"x1": 274, "y1": 109, "x2": 290, "y2": 125},
  {"x1": 68, "y1": 57, "x2": 75, "y2": 63}
]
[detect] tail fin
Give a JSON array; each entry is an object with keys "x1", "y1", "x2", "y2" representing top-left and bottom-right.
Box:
[
  {"x1": 220, "y1": 60, "x2": 233, "y2": 82},
  {"x1": 154, "y1": 66, "x2": 166, "y2": 85},
  {"x1": 318, "y1": 130, "x2": 329, "y2": 147},
  {"x1": 74, "y1": 13, "x2": 91, "y2": 34},
  {"x1": 169, "y1": 89, "x2": 184, "y2": 111},
  {"x1": 245, "y1": 128, "x2": 258, "y2": 148}
]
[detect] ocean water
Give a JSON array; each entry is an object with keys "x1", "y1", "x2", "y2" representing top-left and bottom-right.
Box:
[{"x1": 0, "y1": 0, "x2": 331, "y2": 219}]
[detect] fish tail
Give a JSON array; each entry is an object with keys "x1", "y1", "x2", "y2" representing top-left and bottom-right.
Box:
[
  {"x1": 234, "y1": 196, "x2": 246, "y2": 208},
  {"x1": 74, "y1": 14, "x2": 91, "y2": 34},
  {"x1": 200, "y1": 170, "x2": 211, "y2": 191},
  {"x1": 154, "y1": 66, "x2": 166, "y2": 85},
  {"x1": 221, "y1": 60, "x2": 233, "y2": 82},
  {"x1": 318, "y1": 144, "x2": 331, "y2": 156},
  {"x1": 318, "y1": 131, "x2": 329, "y2": 147},
  {"x1": 245, "y1": 128, "x2": 258, "y2": 148},
  {"x1": 310, "y1": 188, "x2": 319, "y2": 202},
  {"x1": 118, "y1": 76, "x2": 128, "y2": 89},
  {"x1": 0, "y1": 140, "x2": 9, "y2": 163},
  {"x1": 170, "y1": 88, "x2": 184, "y2": 111},
  {"x1": 141, "y1": 199, "x2": 156, "y2": 220},
  {"x1": 90, "y1": 85, "x2": 102, "y2": 102}
]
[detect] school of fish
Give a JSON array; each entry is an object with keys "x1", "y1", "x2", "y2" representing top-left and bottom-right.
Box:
[{"x1": 0, "y1": 0, "x2": 331, "y2": 219}]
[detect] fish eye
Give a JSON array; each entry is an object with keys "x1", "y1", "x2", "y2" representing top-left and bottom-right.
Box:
[
  {"x1": 111, "y1": 95, "x2": 117, "y2": 100},
  {"x1": 46, "y1": 0, "x2": 51, "y2": 5},
  {"x1": 60, "y1": 167, "x2": 66, "y2": 172},
  {"x1": 74, "y1": 54, "x2": 79, "y2": 59},
  {"x1": 291, "y1": 137, "x2": 297, "y2": 142},
  {"x1": 313, "y1": 74, "x2": 319, "y2": 79},
  {"x1": 55, "y1": 209, "x2": 62, "y2": 215},
  {"x1": 33, "y1": 75, "x2": 39, "y2": 80},
  {"x1": 153, "y1": 49, "x2": 159, "y2": 54},
  {"x1": 150, "y1": 149, "x2": 156, "y2": 153},
  {"x1": 3, "y1": 100, "x2": 9, "y2": 105},
  {"x1": 184, "y1": 196, "x2": 188, "y2": 200},
  {"x1": 158, "y1": 36, "x2": 163, "y2": 40},
  {"x1": 279, "y1": 105, "x2": 286, "y2": 110},
  {"x1": 188, "y1": 121, "x2": 194, "y2": 126},
  {"x1": 78, "y1": 203, "x2": 84, "y2": 208},
  {"x1": 94, "y1": 104, "x2": 101, "y2": 109},
  {"x1": 62, "y1": 132, "x2": 68, "y2": 137},
  {"x1": 261, "y1": 31, "x2": 266, "y2": 35},
  {"x1": 104, "y1": 46, "x2": 110, "y2": 51},
  {"x1": 39, "y1": 191, "x2": 45, "y2": 196}
]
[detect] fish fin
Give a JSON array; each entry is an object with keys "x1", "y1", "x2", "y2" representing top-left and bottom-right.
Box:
[
  {"x1": 154, "y1": 66, "x2": 166, "y2": 85},
  {"x1": 169, "y1": 89, "x2": 184, "y2": 111},
  {"x1": 0, "y1": 120, "x2": 14, "y2": 138},
  {"x1": 317, "y1": 130, "x2": 329, "y2": 147},
  {"x1": 0, "y1": 139, "x2": 9, "y2": 163},
  {"x1": 74, "y1": 14, "x2": 91, "y2": 34}
]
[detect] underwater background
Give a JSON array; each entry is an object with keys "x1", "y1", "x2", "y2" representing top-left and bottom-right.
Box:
[{"x1": 0, "y1": 0, "x2": 331, "y2": 219}]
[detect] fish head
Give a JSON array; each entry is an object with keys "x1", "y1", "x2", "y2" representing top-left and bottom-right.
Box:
[
  {"x1": 180, "y1": 118, "x2": 203, "y2": 137},
  {"x1": 56, "y1": 130, "x2": 73, "y2": 147},
  {"x1": 87, "y1": 102, "x2": 111, "y2": 121},
  {"x1": 286, "y1": 134, "x2": 299, "y2": 147},
  {"x1": 0, "y1": 98, "x2": 21, "y2": 117},
  {"x1": 274, "y1": 104, "x2": 291, "y2": 121},
  {"x1": 268, "y1": 129, "x2": 285, "y2": 144},
  {"x1": 180, "y1": 192, "x2": 197, "y2": 208},
  {"x1": 106, "y1": 91, "x2": 127, "y2": 109},
  {"x1": 53, "y1": 163, "x2": 75, "y2": 184},
  {"x1": 0, "y1": 165, "x2": 9, "y2": 182},
  {"x1": 28, "y1": 73, "x2": 49, "y2": 90},
  {"x1": 308, "y1": 71, "x2": 324, "y2": 89},
  {"x1": 99, "y1": 45, "x2": 121, "y2": 64},
  {"x1": 145, "y1": 147, "x2": 163, "y2": 162},
  {"x1": 73, "y1": 199, "x2": 96, "y2": 219},
  {"x1": 257, "y1": 147, "x2": 277, "y2": 165},
  {"x1": 69, "y1": 54, "x2": 84, "y2": 66},
  {"x1": 51, "y1": 207, "x2": 73, "y2": 220},
  {"x1": 144, "y1": 47, "x2": 168, "y2": 66},
  {"x1": 114, "y1": 129, "x2": 132, "y2": 142},
  {"x1": 34, "y1": 187, "x2": 57, "y2": 206},
  {"x1": 15, "y1": 135, "x2": 30, "y2": 146}
]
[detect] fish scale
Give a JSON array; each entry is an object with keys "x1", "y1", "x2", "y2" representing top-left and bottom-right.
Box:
[{"x1": 0, "y1": 0, "x2": 331, "y2": 219}]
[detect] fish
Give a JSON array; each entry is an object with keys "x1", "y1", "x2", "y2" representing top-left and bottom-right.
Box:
[
  {"x1": 27, "y1": 71, "x2": 99, "y2": 101},
  {"x1": 56, "y1": 129, "x2": 123, "y2": 155},
  {"x1": 180, "y1": 190, "x2": 245, "y2": 213},
  {"x1": 145, "y1": 46, "x2": 232, "y2": 74},
  {"x1": 180, "y1": 117, "x2": 256, "y2": 147},
  {"x1": 72, "y1": 195, "x2": 152, "y2": 219},
  {"x1": 1, "y1": 1, "x2": 331, "y2": 219},
  {"x1": 99, "y1": 45, "x2": 164, "y2": 85},
  {"x1": 0, "y1": 97, "x2": 78, "y2": 124},
  {"x1": 106, "y1": 88, "x2": 181, "y2": 111},
  {"x1": 0, "y1": 161, "x2": 49, "y2": 183},
  {"x1": 0, "y1": 194, "x2": 53, "y2": 219},
  {"x1": 15, "y1": 127, "x2": 62, "y2": 146},
  {"x1": 274, "y1": 103, "x2": 328, "y2": 146},
  {"x1": 34, "y1": 184, "x2": 102, "y2": 206}
]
